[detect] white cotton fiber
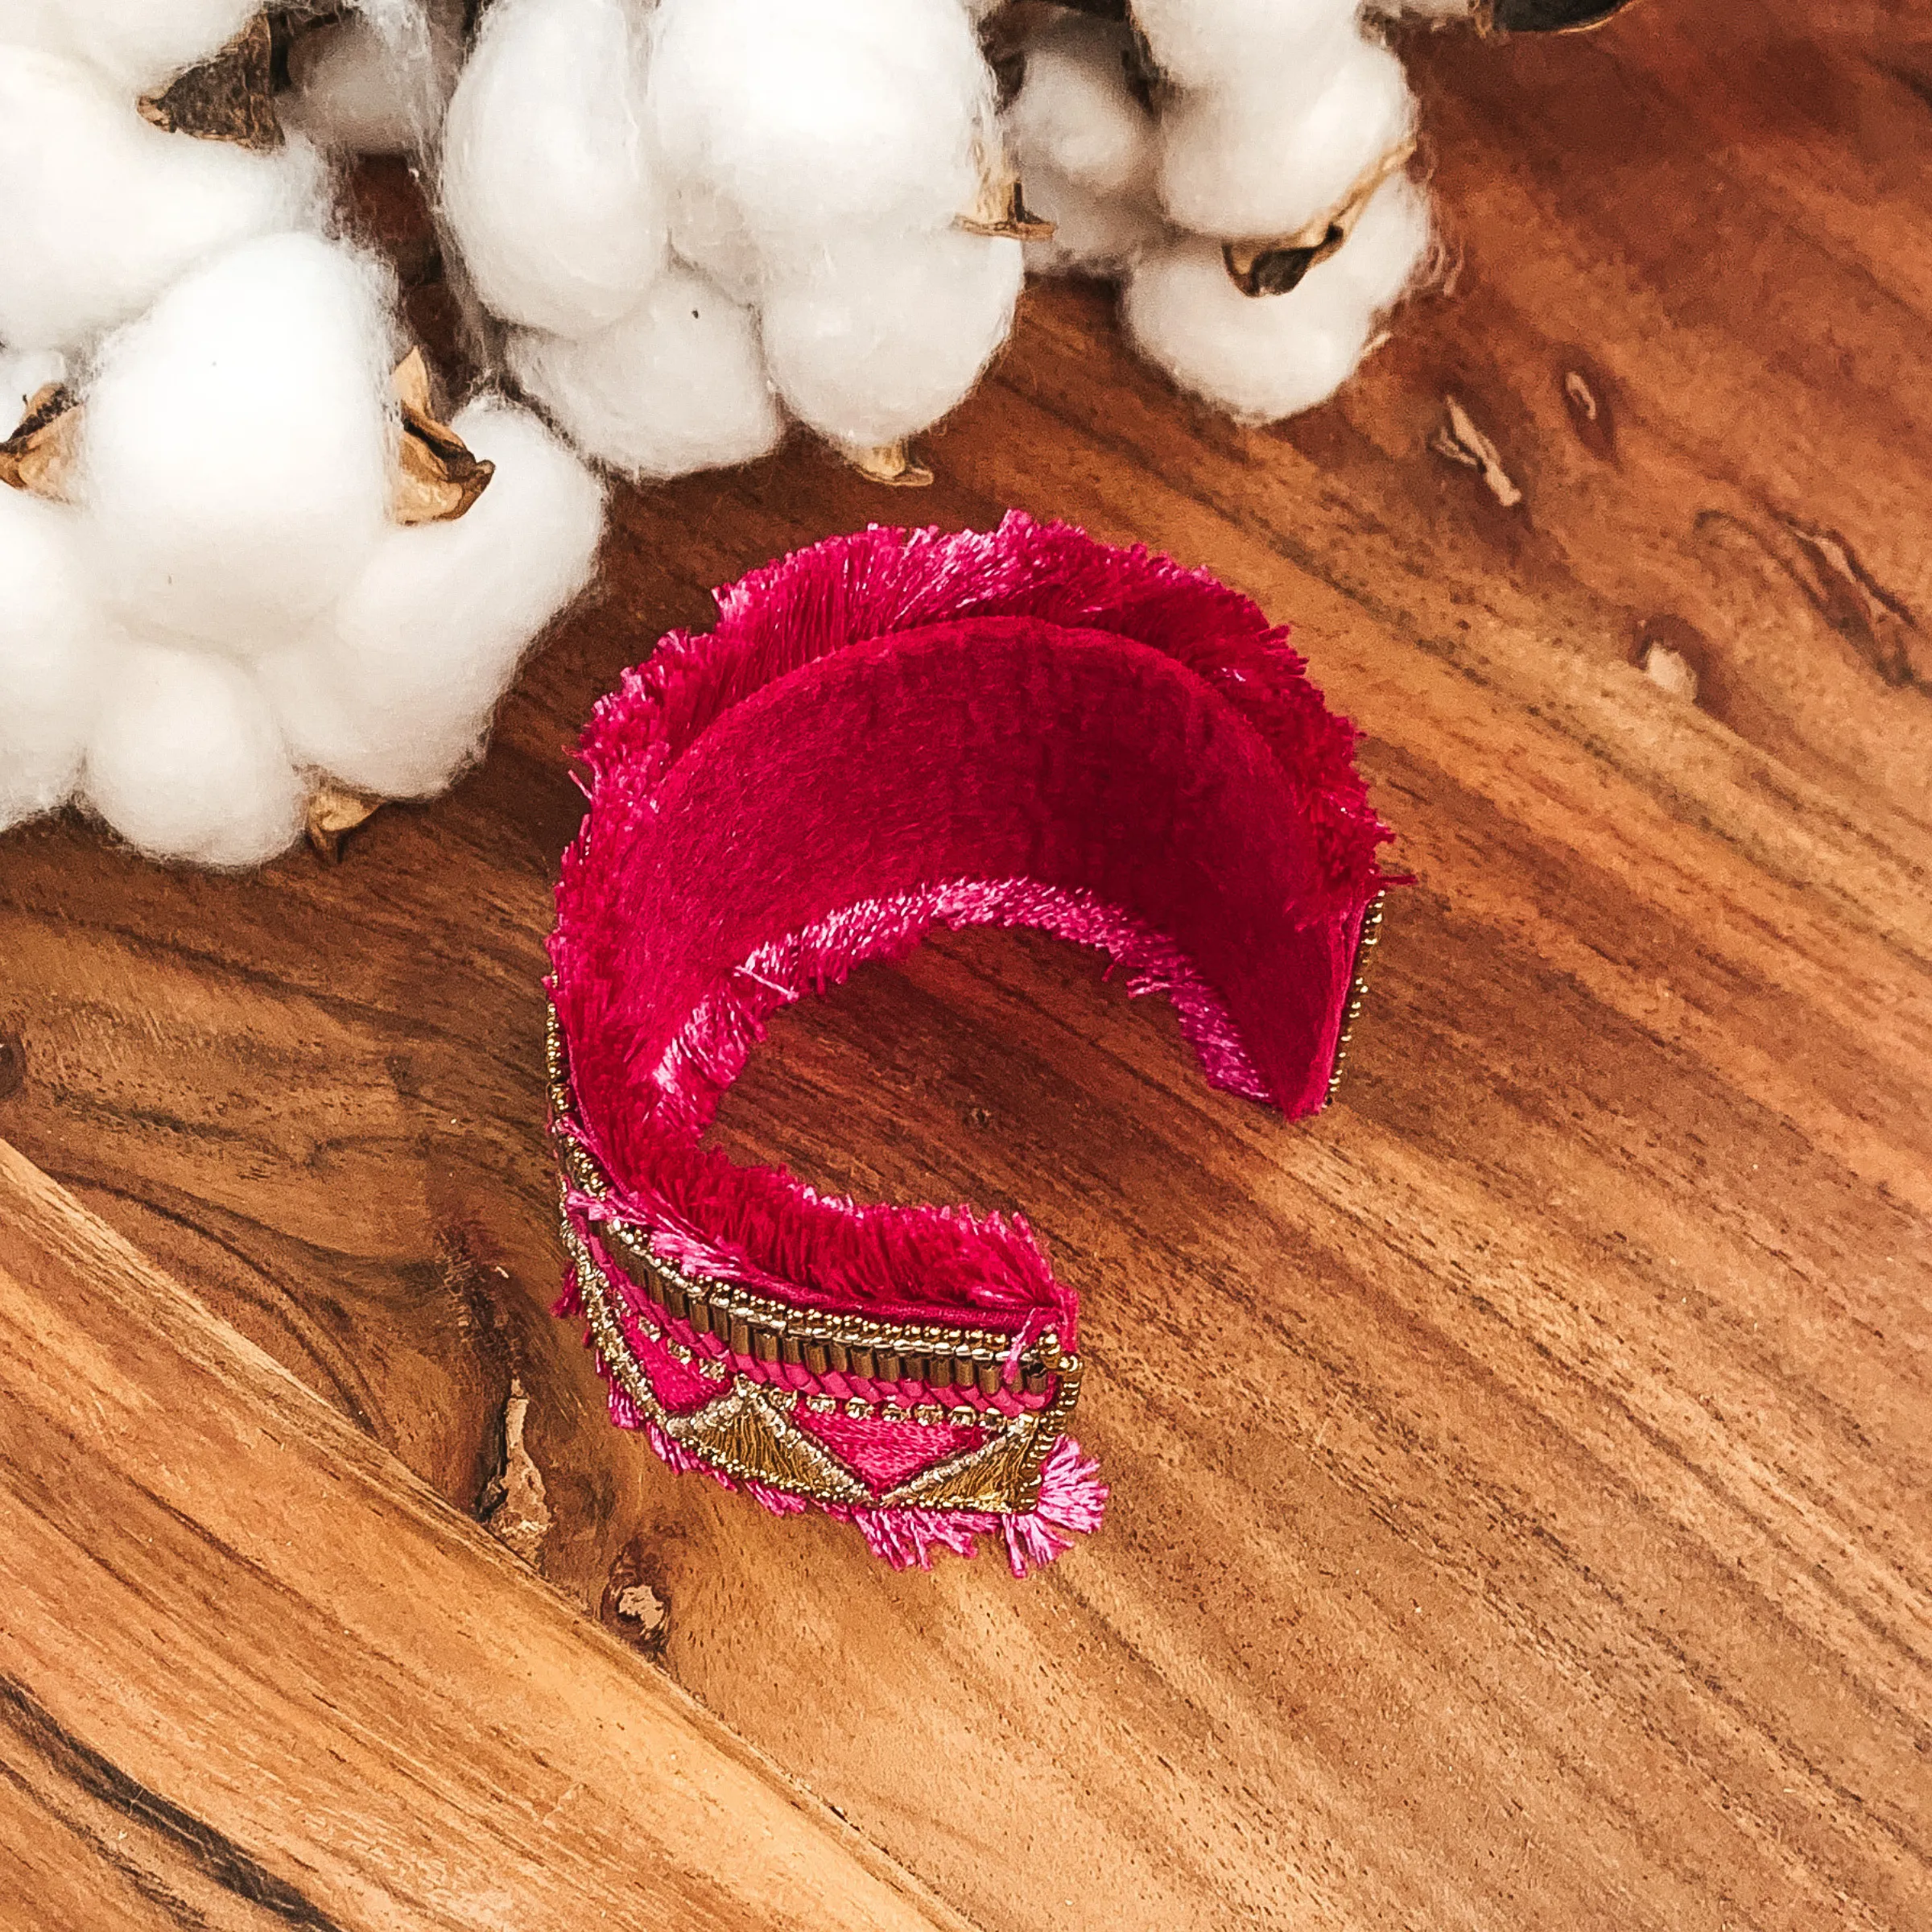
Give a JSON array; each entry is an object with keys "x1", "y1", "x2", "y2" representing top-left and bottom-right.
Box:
[
  {"x1": 262, "y1": 396, "x2": 604, "y2": 798},
  {"x1": 81, "y1": 638, "x2": 305, "y2": 867},
  {"x1": 1, "y1": 348, "x2": 66, "y2": 421},
  {"x1": 440, "y1": 0, "x2": 667, "y2": 337},
  {"x1": 0, "y1": 46, "x2": 325, "y2": 350},
  {"x1": 283, "y1": 9, "x2": 453, "y2": 156},
  {"x1": 1004, "y1": 14, "x2": 1162, "y2": 277},
  {"x1": 1130, "y1": 0, "x2": 1360, "y2": 91},
  {"x1": 1122, "y1": 172, "x2": 1430, "y2": 422},
  {"x1": 0, "y1": 0, "x2": 262, "y2": 93},
  {"x1": 1005, "y1": 15, "x2": 1155, "y2": 202},
  {"x1": 1020, "y1": 164, "x2": 1167, "y2": 278},
  {"x1": 760, "y1": 229, "x2": 1022, "y2": 450},
  {"x1": 1158, "y1": 36, "x2": 1416, "y2": 241},
  {"x1": 0, "y1": 491, "x2": 106, "y2": 832},
  {"x1": 78, "y1": 231, "x2": 395, "y2": 656},
  {"x1": 509, "y1": 269, "x2": 782, "y2": 481},
  {"x1": 648, "y1": 0, "x2": 989, "y2": 264},
  {"x1": 1322, "y1": 168, "x2": 1435, "y2": 309}
]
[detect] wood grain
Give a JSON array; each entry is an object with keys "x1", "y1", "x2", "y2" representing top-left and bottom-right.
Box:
[
  {"x1": 1, "y1": 2, "x2": 1927, "y2": 1927},
  {"x1": 0, "y1": 1141, "x2": 969, "y2": 1932}
]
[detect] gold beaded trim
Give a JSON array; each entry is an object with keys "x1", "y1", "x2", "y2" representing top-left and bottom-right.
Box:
[
  {"x1": 1325, "y1": 893, "x2": 1386, "y2": 1104},
  {"x1": 547, "y1": 1006, "x2": 1083, "y2": 1514}
]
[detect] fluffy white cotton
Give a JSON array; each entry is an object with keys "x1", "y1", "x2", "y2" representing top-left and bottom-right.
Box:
[
  {"x1": 79, "y1": 231, "x2": 396, "y2": 656},
  {"x1": 648, "y1": 0, "x2": 989, "y2": 264},
  {"x1": 1004, "y1": 14, "x2": 1162, "y2": 276},
  {"x1": 1158, "y1": 35, "x2": 1415, "y2": 240},
  {"x1": 1005, "y1": 15, "x2": 1155, "y2": 201},
  {"x1": 1122, "y1": 172, "x2": 1430, "y2": 422},
  {"x1": 440, "y1": 0, "x2": 667, "y2": 337},
  {"x1": 0, "y1": 491, "x2": 106, "y2": 831},
  {"x1": 0, "y1": 46, "x2": 325, "y2": 350},
  {"x1": 1021, "y1": 165, "x2": 1167, "y2": 277},
  {"x1": 760, "y1": 229, "x2": 1022, "y2": 450},
  {"x1": 262, "y1": 397, "x2": 604, "y2": 798},
  {"x1": 509, "y1": 268, "x2": 782, "y2": 481},
  {"x1": 1, "y1": 347, "x2": 66, "y2": 421},
  {"x1": 81, "y1": 638, "x2": 306, "y2": 867},
  {"x1": 283, "y1": 9, "x2": 453, "y2": 156},
  {"x1": 0, "y1": 0, "x2": 261, "y2": 93},
  {"x1": 1130, "y1": 0, "x2": 1360, "y2": 91}
]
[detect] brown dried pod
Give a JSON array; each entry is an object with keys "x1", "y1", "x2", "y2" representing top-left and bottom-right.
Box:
[
  {"x1": 1221, "y1": 138, "x2": 1416, "y2": 299},
  {"x1": 844, "y1": 443, "x2": 935, "y2": 489},
  {"x1": 304, "y1": 780, "x2": 386, "y2": 862},
  {"x1": 0, "y1": 385, "x2": 82, "y2": 502},
  {"x1": 390, "y1": 348, "x2": 494, "y2": 524},
  {"x1": 958, "y1": 163, "x2": 1058, "y2": 243},
  {"x1": 1481, "y1": 0, "x2": 1642, "y2": 31},
  {"x1": 138, "y1": 10, "x2": 280, "y2": 150}
]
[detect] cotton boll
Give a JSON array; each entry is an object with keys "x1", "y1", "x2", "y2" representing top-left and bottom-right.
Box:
[
  {"x1": 78, "y1": 232, "x2": 395, "y2": 657},
  {"x1": 1324, "y1": 171, "x2": 1433, "y2": 311},
  {"x1": 1158, "y1": 36, "x2": 1416, "y2": 241},
  {"x1": 509, "y1": 270, "x2": 782, "y2": 481},
  {"x1": 1020, "y1": 164, "x2": 1166, "y2": 278},
  {"x1": 0, "y1": 0, "x2": 262, "y2": 93},
  {"x1": 0, "y1": 492, "x2": 107, "y2": 832},
  {"x1": 440, "y1": 0, "x2": 667, "y2": 337},
  {"x1": 1, "y1": 348, "x2": 66, "y2": 422},
  {"x1": 667, "y1": 183, "x2": 771, "y2": 309},
  {"x1": 1121, "y1": 176, "x2": 1428, "y2": 423},
  {"x1": 283, "y1": 10, "x2": 454, "y2": 155},
  {"x1": 1005, "y1": 15, "x2": 1155, "y2": 200},
  {"x1": 262, "y1": 397, "x2": 603, "y2": 798},
  {"x1": 0, "y1": 47, "x2": 327, "y2": 351},
  {"x1": 1131, "y1": 0, "x2": 1360, "y2": 90},
  {"x1": 649, "y1": 0, "x2": 989, "y2": 262},
  {"x1": 81, "y1": 638, "x2": 304, "y2": 866},
  {"x1": 760, "y1": 228, "x2": 1022, "y2": 451}
]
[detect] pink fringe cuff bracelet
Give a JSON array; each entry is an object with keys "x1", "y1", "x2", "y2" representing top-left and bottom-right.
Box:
[{"x1": 545, "y1": 514, "x2": 1397, "y2": 1575}]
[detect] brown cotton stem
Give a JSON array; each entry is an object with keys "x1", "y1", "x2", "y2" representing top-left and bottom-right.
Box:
[
  {"x1": 843, "y1": 443, "x2": 935, "y2": 489},
  {"x1": 304, "y1": 782, "x2": 387, "y2": 863},
  {"x1": 390, "y1": 349, "x2": 493, "y2": 524},
  {"x1": 1221, "y1": 138, "x2": 1417, "y2": 299},
  {"x1": 1480, "y1": 0, "x2": 1644, "y2": 34},
  {"x1": 0, "y1": 385, "x2": 81, "y2": 502},
  {"x1": 138, "y1": 11, "x2": 281, "y2": 149}
]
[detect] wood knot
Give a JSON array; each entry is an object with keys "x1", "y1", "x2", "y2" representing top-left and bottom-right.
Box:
[
  {"x1": 1431, "y1": 395, "x2": 1525, "y2": 510},
  {"x1": 1559, "y1": 360, "x2": 1617, "y2": 460},
  {"x1": 599, "y1": 1535, "x2": 670, "y2": 1658},
  {"x1": 1633, "y1": 614, "x2": 1713, "y2": 710}
]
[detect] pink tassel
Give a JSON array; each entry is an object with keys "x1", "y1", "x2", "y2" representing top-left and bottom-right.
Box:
[
  {"x1": 1000, "y1": 1435, "x2": 1108, "y2": 1579},
  {"x1": 642, "y1": 1419, "x2": 714, "y2": 1479}
]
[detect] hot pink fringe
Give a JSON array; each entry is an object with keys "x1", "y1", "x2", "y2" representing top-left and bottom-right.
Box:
[
  {"x1": 569, "y1": 512, "x2": 1391, "y2": 910},
  {"x1": 548, "y1": 514, "x2": 1394, "y2": 1572}
]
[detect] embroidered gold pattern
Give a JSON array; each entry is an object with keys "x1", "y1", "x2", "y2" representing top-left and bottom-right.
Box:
[
  {"x1": 548, "y1": 1005, "x2": 1079, "y2": 1515},
  {"x1": 1325, "y1": 893, "x2": 1386, "y2": 1104}
]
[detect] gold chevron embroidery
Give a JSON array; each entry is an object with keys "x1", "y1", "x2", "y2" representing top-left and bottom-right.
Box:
[
  {"x1": 878, "y1": 1418, "x2": 1047, "y2": 1514},
  {"x1": 663, "y1": 1380, "x2": 873, "y2": 1507}
]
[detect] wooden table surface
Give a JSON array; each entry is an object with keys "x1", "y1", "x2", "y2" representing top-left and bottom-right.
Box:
[{"x1": 3, "y1": 4, "x2": 1928, "y2": 1927}]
